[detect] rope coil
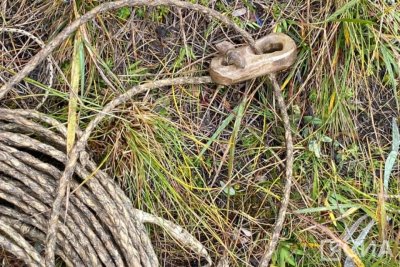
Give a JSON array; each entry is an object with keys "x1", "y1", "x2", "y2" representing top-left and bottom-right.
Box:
[
  {"x1": 0, "y1": 1, "x2": 295, "y2": 266},
  {"x1": 0, "y1": 108, "x2": 210, "y2": 266}
]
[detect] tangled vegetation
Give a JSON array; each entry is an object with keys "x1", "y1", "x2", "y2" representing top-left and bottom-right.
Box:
[{"x1": 1, "y1": 0, "x2": 399, "y2": 266}]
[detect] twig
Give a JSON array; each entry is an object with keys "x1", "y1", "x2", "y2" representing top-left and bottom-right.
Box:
[{"x1": 259, "y1": 73, "x2": 294, "y2": 266}]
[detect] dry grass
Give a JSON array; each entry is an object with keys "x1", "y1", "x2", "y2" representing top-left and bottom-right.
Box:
[{"x1": 1, "y1": 0, "x2": 400, "y2": 266}]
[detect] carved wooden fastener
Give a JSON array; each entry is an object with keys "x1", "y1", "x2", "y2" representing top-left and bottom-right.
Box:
[{"x1": 210, "y1": 33, "x2": 297, "y2": 85}]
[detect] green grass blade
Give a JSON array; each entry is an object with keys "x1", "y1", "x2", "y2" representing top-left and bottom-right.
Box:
[
  {"x1": 197, "y1": 104, "x2": 241, "y2": 159},
  {"x1": 227, "y1": 98, "x2": 247, "y2": 179},
  {"x1": 325, "y1": 0, "x2": 359, "y2": 22},
  {"x1": 383, "y1": 118, "x2": 399, "y2": 191},
  {"x1": 67, "y1": 31, "x2": 83, "y2": 155}
]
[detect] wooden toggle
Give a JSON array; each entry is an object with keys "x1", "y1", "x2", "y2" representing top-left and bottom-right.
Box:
[{"x1": 209, "y1": 33, "x2": 297, "y2": 85}]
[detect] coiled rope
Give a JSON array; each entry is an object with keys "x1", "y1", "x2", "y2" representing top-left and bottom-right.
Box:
[
  {"x1": 0, "y1": 107, "x2": 211, "y2": 266},
  {"x1": 0, "y1": 0, "x2": 294, "y2": 266}
]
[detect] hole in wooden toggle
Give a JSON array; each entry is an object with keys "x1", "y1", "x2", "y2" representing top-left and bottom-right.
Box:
[{"x1": 261, "y1": 42, "x2": 284, "y2": 54}]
